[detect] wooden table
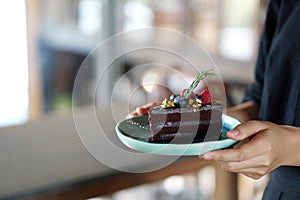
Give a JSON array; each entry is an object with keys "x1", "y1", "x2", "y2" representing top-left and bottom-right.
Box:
[{"x1": 0, "y1": 106, "x2": 237, "y2": 200}]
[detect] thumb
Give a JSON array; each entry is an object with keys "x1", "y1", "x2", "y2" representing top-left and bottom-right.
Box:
[{"x1": 226, "y1": 120, "x2": 268, "y2": 140}]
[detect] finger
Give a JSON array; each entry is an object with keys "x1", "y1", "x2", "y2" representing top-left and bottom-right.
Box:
[
  {"x1": 218, "y1": 161, "x2": 262, "y2": 175},
  {"x1": 242, "y1": 172, "x2": 263, "y2": 180},
  {"x1": 136, "y1": 106, "x2": 150, "y2": 115},
  {"x1": 203, "y1": 148, "x2": 249, "y2": 162},
  {"x1": 204, "y1": 130, "x2": 270, "y2": 162},
  {"x1": 127, "y1": 102, "x2": 160, "y2": 118},
  {"x1": 216, "y1": 155, "x2": 267, "y2": 172},
  {"x1": 232, "y1": 138, "x2": 250, "y2": 149},
  {"x1": 136, "y1": 102, "x2": 160, "y2": 115},
  {"x1": 227, "y1": 120, "x2": 269, "y2": 140},
  {"x1": 126, "y1": 112, "x2": 139, "y2": 119}
]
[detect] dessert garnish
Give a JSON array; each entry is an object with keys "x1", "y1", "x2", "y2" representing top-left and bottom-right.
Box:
[
  {"x1": 148, "y1": 69, "x2": 222, "y2": 143},
  {"x1": 161, "y1": 69, "x2": 216, "y2": 109}
]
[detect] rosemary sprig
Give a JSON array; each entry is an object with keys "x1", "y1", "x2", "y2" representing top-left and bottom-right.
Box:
[{"x1": 183, "y1": 69, "x2": 216, "y2": 98}]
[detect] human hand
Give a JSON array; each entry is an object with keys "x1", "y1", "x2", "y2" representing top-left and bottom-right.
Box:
[
  {"x1": 126, "y1": 102, "x2": 160, "y2": 119},
  {"x1": 203, "y1": 120, "x2": 300, "y2": 179}
]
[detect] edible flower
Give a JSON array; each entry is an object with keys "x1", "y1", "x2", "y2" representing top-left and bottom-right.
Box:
[{"x1": 161, "y1": 98, "x2": 175, "y2": 108}]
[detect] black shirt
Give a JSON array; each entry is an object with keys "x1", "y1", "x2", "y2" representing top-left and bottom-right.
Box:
[{"x1": 243, "y1": 0, "x2": 300, "y2": 199}]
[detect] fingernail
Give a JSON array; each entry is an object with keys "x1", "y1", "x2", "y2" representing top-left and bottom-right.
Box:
[
  {"x1": 229, "y1": 130, "x2": 239, "y2": 136},
  {"x1": 203, "y1": 153, "x2": 213, "y2": 160}
]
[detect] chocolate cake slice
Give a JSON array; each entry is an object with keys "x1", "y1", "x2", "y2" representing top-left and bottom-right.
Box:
[
  {"x1": 147, "y1": 69, "x2": 222, "y2": 144},
  {"x1": 148, "y1": 103, "x2": 222, "y2": 143}
]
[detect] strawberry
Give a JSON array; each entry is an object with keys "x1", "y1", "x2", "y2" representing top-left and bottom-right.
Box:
[
  {"x1": 200, "y1": 89, "x2": 211, "y2": 104},
  {"x1": 181, "y1": 89, "x2": 188, "y2": 96}
]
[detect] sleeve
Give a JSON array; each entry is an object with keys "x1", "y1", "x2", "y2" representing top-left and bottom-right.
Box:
[{"x1": 242, "y1": 0, "x2": 280, "y2": 105}]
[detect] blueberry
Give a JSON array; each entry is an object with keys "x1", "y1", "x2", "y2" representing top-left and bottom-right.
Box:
[
  {"x1": 170, "y1": 94, "x2": 179, "y2": 101},
  {"x1": 173, "y1": 96, "x2": 180, "y2": 105},
  {"x1": 179, "y1": 98, "x2": 188, "y2": 107},
  {"x1": 174, "y1": 96, "x2": 188, "y2": 108},
  {"x1": 169, "y1": 94, "x2": 176, "y2": 101},
  {"x1": 196, "y1": 94, "x2": 202, "y2": 99}
]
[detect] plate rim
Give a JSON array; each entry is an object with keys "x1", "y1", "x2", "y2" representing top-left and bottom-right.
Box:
[{"x1": 116, "y1": 114, "x2": 240, "y2": 156}]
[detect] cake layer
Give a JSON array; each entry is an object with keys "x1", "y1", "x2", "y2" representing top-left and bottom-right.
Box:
[
  {"x1": 149, "y1": 119, "x2": 220, "y2": 133},
  {"x1": 148, "y1": 104, "x2": 222, "y2": 125},
  {"x1": 148, "y1": 103, "x2": 222, "y2": 143},
  {"x1": 148, "y1": 120, "x2": 222, "y2": 143}
]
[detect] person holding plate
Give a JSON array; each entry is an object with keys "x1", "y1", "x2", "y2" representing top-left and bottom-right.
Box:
[{"x1": 128, "y1": 0, "x2": 300, "y2": 199}]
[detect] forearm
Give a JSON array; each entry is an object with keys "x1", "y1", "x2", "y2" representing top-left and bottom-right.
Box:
[
  {"x1": 282, "y1": 125, "x2": 300, "y2": 167},
  {"x1": 226, "y1": 101, "x2": 259, "y2": 123}
]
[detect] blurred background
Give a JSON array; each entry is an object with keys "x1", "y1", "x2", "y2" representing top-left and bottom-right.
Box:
[{"x1": 0, "y1": 0, "x2": 270, "y2": 199}]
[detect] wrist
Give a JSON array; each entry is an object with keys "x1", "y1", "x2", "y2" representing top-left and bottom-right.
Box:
[{"x1": 280, "y1": 125, "x2": 300, "y2": 167}]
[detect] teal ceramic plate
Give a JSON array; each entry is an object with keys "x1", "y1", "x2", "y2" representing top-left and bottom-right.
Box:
[{"x1": 116, "y1": 114, "x2": 240, "y2": 156}]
